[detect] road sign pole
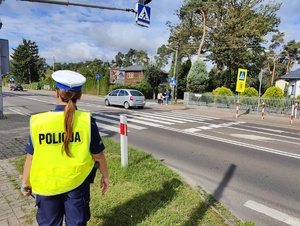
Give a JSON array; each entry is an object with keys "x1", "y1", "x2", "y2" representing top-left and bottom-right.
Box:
[
  {"x1": 257, "y1": 70, "x2": 263, "y2": 114},
  {"x1": 0, "y1": 43, "x2": 3, "y2": 119},
  {"x1": 97, "y1": 79, "x2": 99, "y2": 96}
]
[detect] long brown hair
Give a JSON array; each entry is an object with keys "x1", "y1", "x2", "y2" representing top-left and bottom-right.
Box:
[{"x1": 56, "y1": 87, "x2": 82, "y2": 157}]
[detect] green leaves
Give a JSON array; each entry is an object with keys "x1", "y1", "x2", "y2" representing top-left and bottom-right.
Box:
[{"x1": 187, "y1": 60, "x2": 209, "y2": 93}]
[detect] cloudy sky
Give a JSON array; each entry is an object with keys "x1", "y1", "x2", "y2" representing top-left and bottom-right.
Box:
[{"x1": 1, "y1": 0, "x2": 300, "y2": 70}]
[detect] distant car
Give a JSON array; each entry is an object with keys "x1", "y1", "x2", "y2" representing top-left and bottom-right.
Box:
[
  {"x1": 104, "y1": 89, "x2": 146, "y2": 109},
  {"x1": 10, "y1": 84, "x2": 23, "y2": 91}
]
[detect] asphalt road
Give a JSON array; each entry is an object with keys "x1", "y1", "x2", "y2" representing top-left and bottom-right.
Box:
[{"x1": 3, "y1": 88, "x2": 300, "y2": 226}]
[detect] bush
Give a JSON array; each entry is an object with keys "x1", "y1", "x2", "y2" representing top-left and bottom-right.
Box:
[
  {"x1": 213, "y1": 86, "x2": 234, "y2": 104},
  {"x1": 240, "y1": 87, "x2": 258, "y2": 106},
  {"x1": 262, "y1": 86, "x2": 284, "y2": 108},
  {"x1": 262, "y1": 86, "x2": 284, "y2": 98},
  {"x1": 213, "y1": 86, "x2": 233, "y2": 96},
  {"x1": 241, "y1": 87, "x2": 258, "y2": 97}
]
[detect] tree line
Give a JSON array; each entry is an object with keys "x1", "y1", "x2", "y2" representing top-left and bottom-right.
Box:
[{"x1": 3, "y1": 0, "x2": 300, "y2": 100}]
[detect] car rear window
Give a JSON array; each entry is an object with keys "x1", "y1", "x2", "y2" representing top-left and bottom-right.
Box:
[{"x1": 130, "y1": 90, "x2": 143, "y2": 96}]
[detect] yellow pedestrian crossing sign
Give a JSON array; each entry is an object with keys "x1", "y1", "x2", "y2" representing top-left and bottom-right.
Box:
[
  {"x1": 135, "y1": 3, "x2": 151, "y2": 27},
  {"x1": 236, "y1": 68, "x2": 247, "y2": 93}
]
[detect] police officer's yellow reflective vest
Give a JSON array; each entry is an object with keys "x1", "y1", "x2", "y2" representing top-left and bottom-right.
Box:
[{"x1": 30, "y1": 110, "x2": 94, "y2": 196}]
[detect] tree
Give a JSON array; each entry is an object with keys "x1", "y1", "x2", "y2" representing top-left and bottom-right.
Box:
[
  {"x1": 113, "y1": 52, "x2": 124, "y2": 69},
  {"x1": 177, "y1": 59, "x2": 191, "y2": 98},
  {"x1": 123, "y1": 48, "x2": 137, "y2": 67},
  {"x1": 281, "y1": 40, "x2": 300, "y2": 74},
  {"x1": 269, "y1": 32, "x2": 285, "y2": 85},
  {"x1": 173, "y1": 0, "x2": 282, "y2": 89},
  {"x1": 186, "y1": 60, "x2": 209, "y2": 93},
  {"x1": 10, "y1": 39, "x2": 44, "y2": 84},
  {"x1": 154, "y1": 44, "x2": 172, "y2": 69},
  {"x1": 134, "y1": 50, "x2": 150, "y2": 66},
  {"x1": 143, "y1": 64, "x2": 164, "y2": 99}
]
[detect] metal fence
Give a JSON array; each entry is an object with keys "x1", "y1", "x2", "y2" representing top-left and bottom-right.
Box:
[{"x1": 183, "y1": 92, "x2": 299, "y2": 116}]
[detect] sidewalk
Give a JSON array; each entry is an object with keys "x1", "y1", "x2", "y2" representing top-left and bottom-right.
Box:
[
  {"x1": 0, "y1": 113, "x2": 37, "y2": 226},
  {"x1": 1, "y1": 102, "x2": 299, "y2": 225}
]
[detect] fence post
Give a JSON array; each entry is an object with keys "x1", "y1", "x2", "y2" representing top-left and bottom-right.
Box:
[
  {"x1": 290, "y1": 104, "x2": 294, "y2": 124},
  {"x1": 262, "y1": 102, "x2": 265, "y2": 120},
  {"x1": 120, "y1": 115, "x2": 128, "y2": 167},
  {"x1": 236, "y1": 100, "x2": 239, "y2": 119}
]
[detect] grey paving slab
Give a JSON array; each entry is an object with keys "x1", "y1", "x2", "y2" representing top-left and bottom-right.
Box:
[{"x1": 0, "y1": 112, "x2": 38, "y2": 226}]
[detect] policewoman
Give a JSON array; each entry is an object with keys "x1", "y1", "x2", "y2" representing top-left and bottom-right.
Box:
[{"x1": 20, "y1": 70, "x2": 109, "y2": 226}]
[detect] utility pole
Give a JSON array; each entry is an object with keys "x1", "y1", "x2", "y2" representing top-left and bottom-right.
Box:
[
  {"x1": 52, "y1": 56, "x2": 55, "y2": 72},
  {"x1": 171, "y1": 40, "x2": 180, "y2": 104}
]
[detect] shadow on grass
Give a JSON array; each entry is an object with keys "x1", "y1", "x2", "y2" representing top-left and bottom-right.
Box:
[
  {"x1": 183, "y1": 164, "x2": 237, "y2": 225},
  {"x1": 96, "y1": 178, "x2": 183, "y2": 226}
]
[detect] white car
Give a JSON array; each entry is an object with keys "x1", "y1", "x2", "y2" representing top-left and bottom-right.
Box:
[{"x1": 104, "y1": 89, "x2": 146, "y2": 109}]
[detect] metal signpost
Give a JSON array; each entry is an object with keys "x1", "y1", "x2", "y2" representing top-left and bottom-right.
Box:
[
  {"x1": 96, "y1": 74, "x2": 101, "y2": 96},
  {"x1": 257, "y1": 70, "x2": 263, "y2": 114},
  {"x1": 20, "y1": 0, "x2": 152, "y2": 27},
  {"x1": 0, "y1": 39, "x2": 10, "y2": 119}
]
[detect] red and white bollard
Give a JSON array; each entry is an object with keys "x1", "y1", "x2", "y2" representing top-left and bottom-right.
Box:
[
  {"x1": 261, "y1": 102, "x2": 265, "y2": 120},
  {"x1": 236, "y1": 100, "x2": 239, "y2": 119},
  {"x1": 120, "y1": 115, "x2": 128, "y2": 167},
  {"x1": 290, "y1": 104, "x2": 294, "y2": 124},
  {"x1": 294, "y1": 103, "x2": 298, "y2": 119}
]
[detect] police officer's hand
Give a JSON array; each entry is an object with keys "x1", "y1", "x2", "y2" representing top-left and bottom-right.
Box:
[
  {"x1": 100, "y1": 176, "x2": 109, "y2": 195},
  {"x1": 20, "y1": 185, "x2": 32, "y2": 197}
]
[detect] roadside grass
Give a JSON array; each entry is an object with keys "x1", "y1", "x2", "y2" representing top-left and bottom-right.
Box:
[{"x1": 12, "y1": 137, "x2": 254, "y2": 226}]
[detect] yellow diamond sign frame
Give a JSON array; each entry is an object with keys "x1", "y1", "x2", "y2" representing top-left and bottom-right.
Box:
[{"x1": 236, "y1": 68, "x2": 247, "y2": 93}]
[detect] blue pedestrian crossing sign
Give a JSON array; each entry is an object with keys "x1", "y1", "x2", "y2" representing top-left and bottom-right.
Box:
[
  {"x1": 96, "y1": 74, "x2": 101, "y2": 80},
  {"x1": 135, "y1": 3, "x2": 151, "y2": 27},
  {"x1": 171, "y1": 79, "x2": 177, "y2": 87}
]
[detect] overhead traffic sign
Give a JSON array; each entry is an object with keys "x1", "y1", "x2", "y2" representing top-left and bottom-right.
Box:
[{"x1": 135, "y1": 3, "x2": 151, "y2": 27}]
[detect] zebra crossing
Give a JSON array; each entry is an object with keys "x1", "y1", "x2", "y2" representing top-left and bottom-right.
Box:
[{"x1": 90, "y1": 110, "x2": 246, "y2": 136}]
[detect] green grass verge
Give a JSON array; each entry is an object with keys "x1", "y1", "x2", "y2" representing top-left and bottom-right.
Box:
[{"x1": 12, "y1": 137, "x2": 254, "y2": 226}]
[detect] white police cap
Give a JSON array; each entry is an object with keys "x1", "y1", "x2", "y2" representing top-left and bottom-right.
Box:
[{"x1": 52, "y1": 70, "x2": 86, "y2": 91}]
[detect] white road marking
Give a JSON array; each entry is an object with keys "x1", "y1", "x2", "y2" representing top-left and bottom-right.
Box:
[
  {"x1": 7, "y1": 108, "x2": 31, "y2": 116},
  {"x1": 230, "y1": 134, "x2": 274, "y2": 141},
  {"x1": 132, "y1": 112, "x2": 187, "y2": 123},
  {"x1": 93, "y1": 115, "x2": 146, "y2": 130},
  {"x1": 244, "y1": 200, "x2": 300, "y2": 226},
  {"x1": 160, "y1": 125, "x2": 300, "y2": 160},
  {"x1": 243, "y1": 125, "x2": 285, "y2": 133},
  {"x1": 183, "y1": 121, "x2": 246, "y2": 132},
  {"x1": 96, "y1": 122, "x2": 120, "y2": 133},
  {"x1": 99, "y1": 132, "x2": 108, "y2": 137},
  {"x1": 230, "y1": 126, "x2": 300, "y2": 145}
]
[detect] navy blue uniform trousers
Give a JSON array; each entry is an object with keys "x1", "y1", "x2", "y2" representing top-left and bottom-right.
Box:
[{"x1": 35, "y1": 178, "x2": 90, "y2": 226}]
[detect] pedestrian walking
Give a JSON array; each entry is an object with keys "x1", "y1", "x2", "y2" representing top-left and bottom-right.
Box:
[
  {"x1": 20, "y1": 70, "x2": 109, "y2": 226},
  {"x1": 165, "y1": 89, "x2": 170, "y2": 105},
  {"x1": 157, "y1": 92, "x2": 163, "y2": 104}
]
